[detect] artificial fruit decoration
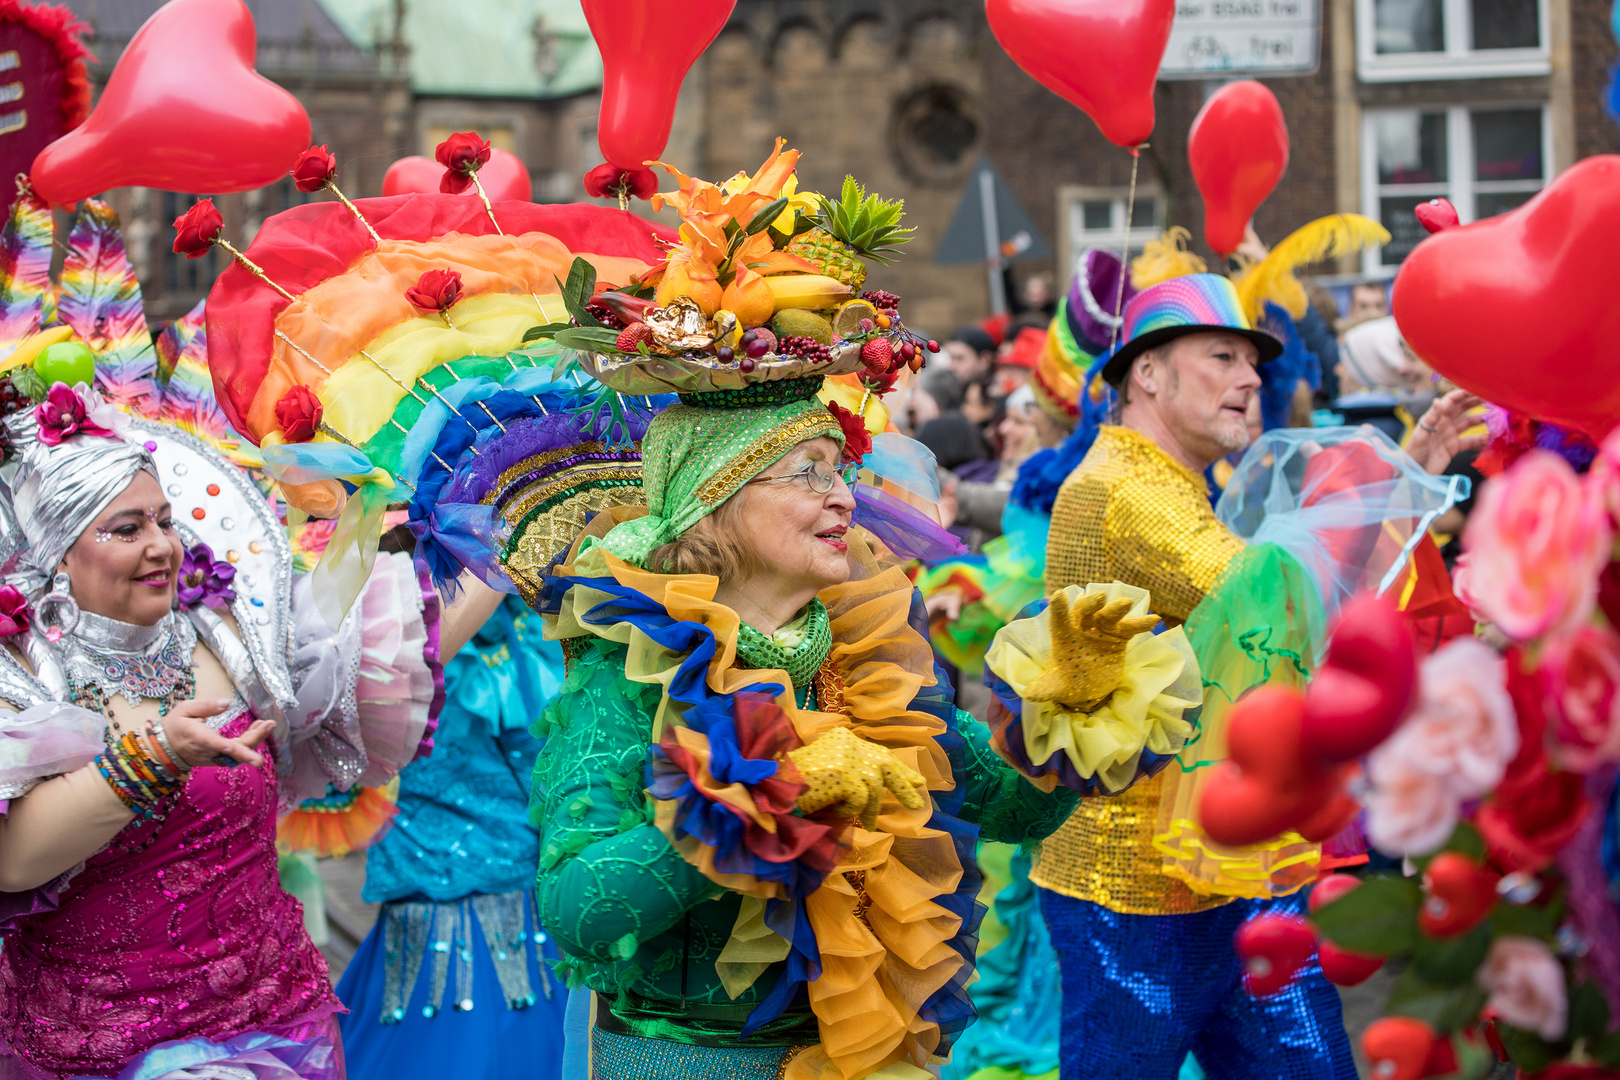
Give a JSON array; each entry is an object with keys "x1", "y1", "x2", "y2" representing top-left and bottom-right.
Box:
[
  {"x1": 1233, "y1": 914, "x2": 1316, "y2": 997},
  {"x1": 1419, "y1": 852, "x2": 1500, "y2": 939},
  {"x1": 1307, "y1": 873, "x2": 1388, "y2": 985},
  {"x1": 1188, "y1": 80, "x2": 1290, "y2": 258},
  {"x1": 1361, "y1": 1018, "x2": 1444, "y2": 1080},
  {"x1": 1301, "y1": 594, "x2": 1418, "y2": 764},
  {"x1": 31, "y1": 0, "x2": 311, "y2": 205},
  {"x1": 1196, "y1": 685, "x2": 1336, "y2": 846}
]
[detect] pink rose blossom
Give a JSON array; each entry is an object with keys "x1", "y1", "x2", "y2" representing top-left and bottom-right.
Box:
[
  {"x1": 1477, "y1": 936, "x2": 1568, "y2": 1040},
  {"x1": 1385, "y1": 638, "x2": 1518, "y2": 799},
  {"x1": 1364, "y1": 749, "x2": 1459, "y2": 857},
  {"x1": 1585, "y1": 425, "x2": 1620, "y2": 530},
  {"x1": 1461, "y1": 450, "x2": 1610, "y2": 641},
  {"x1": 1540, "y1": 623, "x2": 1620, "y2": 771}
]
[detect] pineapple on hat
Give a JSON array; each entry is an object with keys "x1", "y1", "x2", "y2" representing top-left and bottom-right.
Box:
[{"x1": 787, "y1": 175, "x2": 914, "y2": 290}]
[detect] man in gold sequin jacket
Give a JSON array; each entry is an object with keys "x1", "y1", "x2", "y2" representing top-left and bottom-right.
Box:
[{"x1": 1033, "y1": 273, "x2": 1360, "y2": 1079}]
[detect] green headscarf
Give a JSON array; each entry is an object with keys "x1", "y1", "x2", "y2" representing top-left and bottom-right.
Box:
[{"x1": 599, "y1": 384, "x2": 845, "y2": 567}]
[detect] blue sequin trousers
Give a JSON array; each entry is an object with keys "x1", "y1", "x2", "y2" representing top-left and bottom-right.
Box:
[{"x1": 1039, "y1": 888, "x2": 1357, "y2": 1080}]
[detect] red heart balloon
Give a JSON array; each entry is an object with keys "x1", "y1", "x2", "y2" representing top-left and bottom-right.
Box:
[
  {"x1": 1302, "y1": 595, "x2": 1416, "y2": 764},
  {"x1": 583, "y1": 0, "x2": 736, "y2": 171},
  {"x1": 1419, "y1": 852, "x2": 1500, "y2": 938},
  {"x1": 29, "y1": 0, "x2": 310, "y2": 205},
  {"x1": 986, "y1": 0, "x2": 1174, "y2": 148},
  {"x1": 1188, "y1": 80, "x2": 1289, "y2": 257},
  {"x1": 1393, "y1": 155, "x2": 1620, "y2": 441},
  {"x1": 1198, "y1": 686, "x2": 1342, "y2": 846},
  {"x1": 1234, "y1": 914, "x2": 1317, "y2": 997},
  {"x1": 382, "y1": 150, "x2": 533, "y2": 204},
  {"x1": 1414, "y1": 198, "x2": 1459, "y2": 234}
]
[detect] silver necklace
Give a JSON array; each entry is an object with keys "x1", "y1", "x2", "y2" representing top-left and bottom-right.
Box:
[{"x1": 61, "y1": 609, "x2": 197, "y2": 709}]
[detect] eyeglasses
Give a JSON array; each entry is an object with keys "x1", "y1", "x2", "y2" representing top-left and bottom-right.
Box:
[{"x1": 748, "y1": 459, "x2": 860, "y2": 494}]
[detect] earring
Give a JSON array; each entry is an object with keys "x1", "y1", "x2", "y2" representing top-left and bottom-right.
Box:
[{"x1": 36, "y1": 572, "x2": 80, "y2": 643}]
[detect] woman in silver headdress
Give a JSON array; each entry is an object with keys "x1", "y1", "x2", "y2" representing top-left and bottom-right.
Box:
[{"x1": 0, "y1": 384, "x2": 472, "y2": 1080}]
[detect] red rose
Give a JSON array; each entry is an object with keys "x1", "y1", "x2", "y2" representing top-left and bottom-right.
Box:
[
  {"x1": 435, "y1": 132, "x2": 492, "y2": 194},
  {"x1": 0, "y1": 586, "x2": 30, "y2": 637},
  {"x1": 274, "y1": 385, "x2": 323, "y2": 443},
  {"x1": 583, "y1": 163, "x2": 659, "y2": 201},
  {"x1": 826, "y1": 400, "x2": 872, "y2": 465},
  {"x1": 171, "y1": 199, "x2": 223, "y2": 259},
  {"x1": 405, "y1": 269, "x2": 464, "y2": 315},
  {"x1": 291, "y1": 145, "x2": 337, "y2": 193}
]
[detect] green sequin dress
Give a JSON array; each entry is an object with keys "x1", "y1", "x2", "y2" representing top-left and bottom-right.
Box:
[{"x1": 528, "y1": 603, "x2": 1077, "y2": 1068}]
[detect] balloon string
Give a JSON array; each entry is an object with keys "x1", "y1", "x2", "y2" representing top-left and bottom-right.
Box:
[{"x1": 1109, "y1": 145, "x2": 1146, "y2": 354}]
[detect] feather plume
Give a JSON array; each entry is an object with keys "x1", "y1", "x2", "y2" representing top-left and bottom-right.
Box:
[
  {"x1": 1233, "y1": 214, "x2": 1390, "y2": 324},
  {"x1": 1130, "y1": 227, "x2": 1207, "y2": 290},
  {"x1": 155, "y1": 299, "x2": 236, "y2": 447},
  {"x1": 57, "y1": 199, "x2": 159, "y2": 414},
  {"x1": 0, "y1": 185, "x2": 58, "y2": 354}
]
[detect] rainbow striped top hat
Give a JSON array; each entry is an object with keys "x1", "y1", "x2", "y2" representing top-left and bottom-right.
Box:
[{"x1": 1102, "y1": 272, "x2": 1282, "y2": 385}]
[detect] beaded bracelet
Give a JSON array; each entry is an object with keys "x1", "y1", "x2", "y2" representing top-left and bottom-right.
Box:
[{"x1": 96, "y1": 730, "x2": 183, "y2": 819}]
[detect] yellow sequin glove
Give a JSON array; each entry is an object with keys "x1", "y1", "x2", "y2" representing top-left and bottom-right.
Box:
[
  {"x1": 1022, "y1": 591, "x2": 1163, "y2": 712},
  {"x1": 786, "y1": 726, "x2": 927, "y2": 830}
]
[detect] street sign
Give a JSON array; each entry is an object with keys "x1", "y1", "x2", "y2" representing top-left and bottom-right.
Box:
[
  {"x1": 936, "y1": 158, "x2": 1051, "y2": 316},
  {"x1": 1158, "y1": 0, "x2": 1321, "y2": 79}
]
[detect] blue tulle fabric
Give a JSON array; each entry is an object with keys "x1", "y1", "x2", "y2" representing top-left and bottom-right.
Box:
[
  {"x1": 1215, "y1": 426, "x2": 1470, "y2": 628},
  {"x1": 1256, "y1": 304, "x2": 1321, "y2": 433},
  {"x1": 111, "y1": 1031, "x2": 339, "y2": 1080},
  {"x1": 1039, "y1": 888, "x2": 1356, "y2": 1080},
  {"x1": 362, "y1": 596, "x2": 562, "y2": 904}
]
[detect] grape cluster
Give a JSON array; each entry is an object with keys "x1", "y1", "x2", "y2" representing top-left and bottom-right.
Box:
[
  {"x1": 861, "y1": 290, "x2": 901, "y2": 313},
  {"x1": 778, "y1": 335, "x2": 833, "y2": 363},
  {"x1": 584, "y1": 302, "x2": 628, "y2": 330},
  {"x1": 0, "y1": 377, "x2": 28, "y2": 417}
]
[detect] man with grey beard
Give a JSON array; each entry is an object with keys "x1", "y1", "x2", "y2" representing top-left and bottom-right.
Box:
[{"x1": 1029, "y1": 273, "x2": 1360, "y2": 1078}]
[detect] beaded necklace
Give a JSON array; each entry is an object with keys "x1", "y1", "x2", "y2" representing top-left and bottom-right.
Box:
[{"x1": 62, "y1": 610, "x2": 198, "y2": 722}]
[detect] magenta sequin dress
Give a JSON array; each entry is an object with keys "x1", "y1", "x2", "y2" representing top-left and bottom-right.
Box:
[{"x1": 0, "y1": 712, "x2": 338, "y2": 1079}]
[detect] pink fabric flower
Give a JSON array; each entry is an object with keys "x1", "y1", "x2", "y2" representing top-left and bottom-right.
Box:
[
  {"x1": 1477, "y1": 936, "x2": 1568, "y2": 1041},
  {"x1": 1364, "y1": 751, "x2": 1459, "y2": 857},
  {"x1": 0, "y1": 586, "x2": 29, "y2": 637},
  {"x1": 1461, "y1": 450, "x2": 1610, "y2": 641},
  {"x1": 33, "y1": 383, "x2": 115, "y2": 447},
  {"x1": 1386, "y1": 638, "x2": 1519, "y2": 799},
  {"x1": 1585, "y1": 424, "x2": 1620, "y2": 530},
  {"x1": 1540, "y1": 624, "x2": 1620, "y2": 771}
]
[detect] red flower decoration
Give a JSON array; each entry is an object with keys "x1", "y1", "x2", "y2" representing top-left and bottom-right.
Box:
[
  {"x1": 291, "y1": 144, "x2": 337, "y2": 193},
  {"x1": 171, "y1": 199, "x2": 223, "y2": 259},
  {"x1": 583, "y1": 163, "x2": 659, "y2": 201},
  {"x1": 0, "y1": 586, "x2": 30, "y2": 637},
  {"x1": 35, "y1": 383, "x2": 115, "y2": 446},
  {"x1": 405, "y1": 269, "x2": 464, "y2": 315},
  {"x1": 826, "y1": 400, "x2": 872, "y2": 465},
  {"x1": 435, "y1": 132, "x2": 492, "y2": 195},
  {"x1": 1474, "y1": 654, "x2": 1591, "y2": 872},
  {"x1": 274, "y1": 385, "x2": 323, "y2": 443}
]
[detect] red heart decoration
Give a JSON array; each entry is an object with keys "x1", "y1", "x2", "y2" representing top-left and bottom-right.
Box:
[
  {"x1": 1234, "y1": 914, "x2": 1317, "y2": 997},
  {"x1": 1318, "y1": 942, "x2": 1387, "y2": 986},
  {"x1": 1393, "y1": 155, "x2": 1620, "y2": 441},
  {"x1": 382, "y1": 150, "x2": 533, "y2": 204},
  {"x1": 986, "y1": 0, "x2": 1174, "y2": 148},
  {"x1": 30, "y1": 0, "x2": 310, "y2": 205},
  {"x1": 1197, "y1": 686, "x2": 1344, "y2": 846},
  {"x1": 1419, "y1": 852, "x2": 1500, "y2": 938},
  {"x1": 1302, "y1": 595, "x2": 1417, "y2": 764},
  {"x1": 1188, "y1": 80, "x2": 1289, "y2": 257},
  {"x1": 1362, "y1": 1017, "x2": 1439, "y2": 1080},
  {"x1": 1414, "y1": 198, "x2": 1459, "y2": 235}
]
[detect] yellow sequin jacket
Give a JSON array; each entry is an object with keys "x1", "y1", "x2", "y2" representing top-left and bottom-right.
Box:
[{"x1": 1034, "y1": 424, "x2": 1245, "y2": 915}]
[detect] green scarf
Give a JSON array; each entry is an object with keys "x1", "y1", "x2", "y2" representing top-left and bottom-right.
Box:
[{"x1": 599, "y1": 389, "x2": 843, "y2": 567}]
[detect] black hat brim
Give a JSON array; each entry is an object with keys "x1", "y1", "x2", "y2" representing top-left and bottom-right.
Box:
[{"x1": 1101, "y1": 323, "x2": 1284, "y2": 386}]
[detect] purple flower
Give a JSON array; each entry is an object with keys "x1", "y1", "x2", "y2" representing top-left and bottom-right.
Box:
[
  {"x1": 0, "y1": 586, "x2": 30, "y2": 636},
  {"x1": 178, "y1": 543, "x2": 236, "y2": 609},
  {"x1": 34, "y1": 383, "x2": 115, "y2": 447}
]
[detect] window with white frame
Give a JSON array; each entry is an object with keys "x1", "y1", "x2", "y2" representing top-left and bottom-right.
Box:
[
  {"x1": 1361, "y1": 104, "x2": 1548, "y2": 269},
  {"x1": 1057, "y1": 186, "x2": 1165, "y2": 287},
  {"x1": 1357, "y1": 0, "x2": 1547, "y2": 81}
]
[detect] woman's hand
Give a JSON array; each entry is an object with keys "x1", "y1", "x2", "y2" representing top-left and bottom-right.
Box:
[
  {"x1": 161, "y1": 700, "x2": 275, "y2": 769},
  {"x1": 786, "y1": 726, "x2": 927, "y2": 830},
  {"x1": 1406, "y1": 390, "x2": 1487, "y2": 475}
]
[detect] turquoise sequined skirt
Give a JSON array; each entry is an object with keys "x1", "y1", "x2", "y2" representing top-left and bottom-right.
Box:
[{"x1": 589, "y1": 1028, "x2": 790, "y2": 1079}]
